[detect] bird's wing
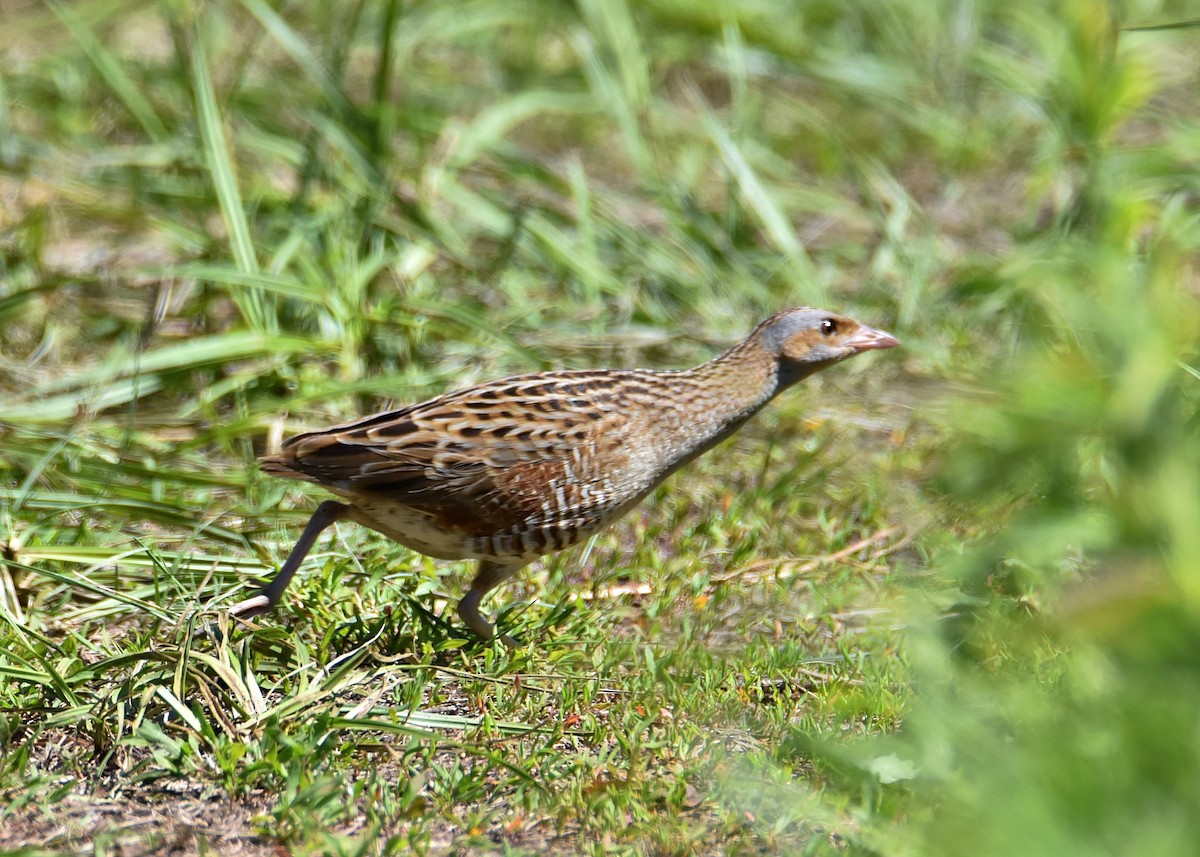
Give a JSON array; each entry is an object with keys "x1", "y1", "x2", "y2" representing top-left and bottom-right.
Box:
[{"x1": 260, "y1": 371, "x2": 639, "y2": 522}]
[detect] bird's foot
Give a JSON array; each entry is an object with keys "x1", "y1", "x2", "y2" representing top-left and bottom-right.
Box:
[
  {"x1": 457, "y1": 590, "x2": 520, "y2": 648},
  {"x1": 228, "y1": 593, "x2": 272, "y2": 619}
]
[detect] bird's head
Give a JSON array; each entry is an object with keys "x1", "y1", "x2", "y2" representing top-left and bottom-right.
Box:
[{"x1": 756, "y1": 307, "x2": 900, "y2": 387}]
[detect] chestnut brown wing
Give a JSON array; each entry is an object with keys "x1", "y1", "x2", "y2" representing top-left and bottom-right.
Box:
[{"x1": 260, "y1": 371, "x2": 639, "y2": 527}]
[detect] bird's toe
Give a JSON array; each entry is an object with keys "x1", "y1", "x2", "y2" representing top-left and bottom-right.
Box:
[{"x1": 229, "y1": 593, "x2": 273, "y2": 619}]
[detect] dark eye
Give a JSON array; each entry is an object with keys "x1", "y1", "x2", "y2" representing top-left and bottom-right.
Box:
[{"x1": 820, "y1": 319, "x2": 838, "y2": 336}]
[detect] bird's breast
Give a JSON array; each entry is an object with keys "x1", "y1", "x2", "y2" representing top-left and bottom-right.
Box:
[{"x1": 344, "y1": 500, "x2": 480, "y2": 560}]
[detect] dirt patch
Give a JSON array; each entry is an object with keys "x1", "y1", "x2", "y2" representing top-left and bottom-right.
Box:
[{"x1": 2, "y1": 786, "x2": 272, "y2": 856}]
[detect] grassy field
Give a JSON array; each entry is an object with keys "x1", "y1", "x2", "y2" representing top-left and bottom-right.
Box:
[{"x1": 2, "y1": 0, "x2": 1199, "y2": 854}]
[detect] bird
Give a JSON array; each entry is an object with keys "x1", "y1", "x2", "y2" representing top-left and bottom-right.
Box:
[{"x1": 229, "y1": 307, "x2": 899, "y2": 643}]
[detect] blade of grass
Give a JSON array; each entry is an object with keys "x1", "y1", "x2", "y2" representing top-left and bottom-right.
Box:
[
  {"x1": 572, "y1": 28, "x2": 652, "y2": 179},
  {"x1": 189, "y1": 24, "x2": 268, "y2": 330},
  {"x1": 0, "y1": 606, "x2": 82, "y2": 706},
  {"x1": 238, "y1": 0, "x2": 356, "y2": 120},
  {"x1": 0, "y1": 492, "x2": 246, "y2": 544},
  {"x1": 46, "y1": 0, "x2": 170, "y2": 143},
  {"x1": 686, "y1": 85, "x2": 822, "y2": 301},
  {"x1": 6, "y1": 559, "x2": 176, "y2": 622},
  {"x1": 12, "y1": 332, "x2": 328, "y2": 400}
]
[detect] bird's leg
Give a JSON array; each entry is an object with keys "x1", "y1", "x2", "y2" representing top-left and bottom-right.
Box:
[
  {"x1": 229, "y1": 500, "x2": 352, "y2": 618},
  {"x1": 458, "y1": 559, "x2": 526, "y2": 647}
]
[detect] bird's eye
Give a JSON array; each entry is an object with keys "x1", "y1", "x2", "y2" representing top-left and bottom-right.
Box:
[{"x1": 820, "y1": 319, "x2": 838, "y2": 336}]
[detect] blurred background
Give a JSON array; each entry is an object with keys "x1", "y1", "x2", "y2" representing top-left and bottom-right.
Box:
[{"x1": 1, "y1": 0, "x2": 1199, "y2": 854}]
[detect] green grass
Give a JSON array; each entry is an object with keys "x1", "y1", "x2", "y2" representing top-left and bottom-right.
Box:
[{"x1": 2, "y1": 0, "x2": 1199, "y2": 854}]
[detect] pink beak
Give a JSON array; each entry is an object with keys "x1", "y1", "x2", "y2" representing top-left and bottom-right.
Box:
[{"x1": 845, "y1": 324, "x2": 900, "y2": 352}]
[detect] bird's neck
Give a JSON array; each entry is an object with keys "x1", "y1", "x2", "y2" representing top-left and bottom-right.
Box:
[
  {"x1": 636, "y1": 338, "x2": 784, "y2": 483},
  {"x1": 682, "y1": 336, "x2": 783, "y2": 417}
]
